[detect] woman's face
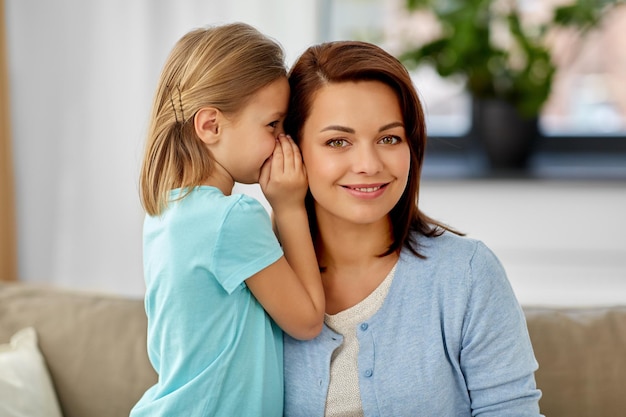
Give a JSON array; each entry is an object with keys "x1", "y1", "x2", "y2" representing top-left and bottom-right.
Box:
[{"x1": 299, "y1": 80, "x2": 410, "y2": 228}]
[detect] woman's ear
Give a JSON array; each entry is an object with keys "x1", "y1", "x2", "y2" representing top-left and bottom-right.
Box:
[{"x1": 194, "y1": 107, "x2": 221, "y2": 145}]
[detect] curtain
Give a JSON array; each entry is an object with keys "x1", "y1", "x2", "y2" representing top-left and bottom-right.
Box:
[{"x1": 0, "y1": 0, "x2": 16, "y2": 282}]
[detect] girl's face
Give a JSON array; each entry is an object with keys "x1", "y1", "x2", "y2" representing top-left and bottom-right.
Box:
[
  {"x1": 218, "y1": 77, "x2": 289, "y2": 184},
  {"x1": 299, "y1": 80, "x2": 411, "y2": 228}
]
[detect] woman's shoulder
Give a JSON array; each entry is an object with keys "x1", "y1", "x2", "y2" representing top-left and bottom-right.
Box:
[
  {"x1": 401, "y1": 230, "x2": 504, "y2": 278},
  {"x1": 391, "y1": 231, "x2": 511, "y2": 314},
  {"x1": 411, "y1": 229, "x2": 485, "y2": 259}
]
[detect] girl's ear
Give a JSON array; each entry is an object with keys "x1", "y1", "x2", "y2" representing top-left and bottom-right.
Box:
[{"x1": 194, "y1": 107, "x2": 221, "y2": 145}]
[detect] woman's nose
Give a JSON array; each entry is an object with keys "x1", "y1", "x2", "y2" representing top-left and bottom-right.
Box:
[{"x1": 352, "y1": 144, "x2": 383, "y2": 174}]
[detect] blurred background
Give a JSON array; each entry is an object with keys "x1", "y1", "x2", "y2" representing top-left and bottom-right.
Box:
[{"x1": 1, "y1": 0, "x2": 625, "y2": 306}]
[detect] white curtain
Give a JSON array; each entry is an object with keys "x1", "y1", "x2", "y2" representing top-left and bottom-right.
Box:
[{"x1": 6, "y1": 0, "x2": 318, "y2": 296}]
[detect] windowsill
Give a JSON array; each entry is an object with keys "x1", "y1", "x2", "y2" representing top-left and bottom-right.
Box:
[{"x1": 423, "y1": 151, "x2": 626, "y2": 181}]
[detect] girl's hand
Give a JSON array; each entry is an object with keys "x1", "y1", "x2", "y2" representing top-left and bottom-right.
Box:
[
  {"x1": 259, "y1": 134, "x2": 308, "y2": 213},
  {"x1": 250, "y1": 134, "x2": 324, "y2": 340}
]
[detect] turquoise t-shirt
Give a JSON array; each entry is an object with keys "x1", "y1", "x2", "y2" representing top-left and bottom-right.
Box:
[{"x1": 130, "y1": 187, "x2": 284, "y2": 417}]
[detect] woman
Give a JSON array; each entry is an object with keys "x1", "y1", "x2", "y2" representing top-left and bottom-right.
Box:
[{"x1": 282, "y1": 41, "x2": 543, "y2": 416}]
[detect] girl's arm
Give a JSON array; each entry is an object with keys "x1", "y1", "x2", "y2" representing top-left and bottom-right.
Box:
[{"x1": 246, "y1": 134, "x2": 325, "y2": 340}]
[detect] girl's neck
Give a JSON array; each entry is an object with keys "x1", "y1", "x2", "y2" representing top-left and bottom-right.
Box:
[{"x1": 202, "y1": 164, "x2": 234, "y2": 195}]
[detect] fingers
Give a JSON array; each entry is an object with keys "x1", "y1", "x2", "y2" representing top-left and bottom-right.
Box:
[
  {"x1": 287, "y1": 135, "x2": 303, "y2": 172},
  {"x1": 259, "y1": 155, "x2": 272, "y2": 189},
  {"x1": 275, "y1": 134, "x2": 300, "y2": 173},
  {"x1": 279, "y1": 134, "x2": 293, "y2": 170},
  {"x1": 270, "y1": 136, "x2": 284, "y2": 173},
  {"x1": 261, "y1": 134, "x2": 307, "y2": 207}
]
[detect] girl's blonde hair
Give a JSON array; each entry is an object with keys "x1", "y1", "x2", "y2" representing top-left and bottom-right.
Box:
[{"x1": 140, "y1": 22, "x2": 287, "y2": 215}]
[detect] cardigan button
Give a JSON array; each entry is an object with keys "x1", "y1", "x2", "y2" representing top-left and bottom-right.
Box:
[
  {"x1": 364, "y1": 369, "x2": 373, "y2": 377},
  {"x1": 360, "y1": 323, "x2": 369, "y2": 331}
]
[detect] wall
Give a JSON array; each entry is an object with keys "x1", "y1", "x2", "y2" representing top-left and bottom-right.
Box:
[{"x1": 419, "y1": 179, "x2": 626, "y2": 307}]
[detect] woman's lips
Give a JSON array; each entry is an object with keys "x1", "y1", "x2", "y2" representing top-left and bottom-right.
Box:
[{"x1": 341, "y1": 183, "x2": 389, "y2": 199}]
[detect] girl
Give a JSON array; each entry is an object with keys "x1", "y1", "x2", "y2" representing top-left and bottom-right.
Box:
[
  {"x1": 282, "y1": 40, "x2": 543, "y2": 416},
  {"x1": 130, "y1": 23, "x2": 324, "y2": 417}
]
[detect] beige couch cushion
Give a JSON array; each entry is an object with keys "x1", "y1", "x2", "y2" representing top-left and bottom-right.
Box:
[
  {"x1": 0, "y1": 283, "x2": 156, "y2": 417},
  {"x1": 525, "y1": 306, "x2": 626, "y2": 417},
  {"x1": 0, "y1": 327, "x2": 63, "y2": 417}
]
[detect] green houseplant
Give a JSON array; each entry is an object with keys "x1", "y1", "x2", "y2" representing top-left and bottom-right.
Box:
[{"x1": 399, "y1": 0, "x2": 624, "y2": 170}]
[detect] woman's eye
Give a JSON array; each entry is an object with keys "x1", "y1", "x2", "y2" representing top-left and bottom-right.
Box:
[
  {"x1": 326, "y1": 139, "x2": 349, "y2": 148},
  {"x1": 379, "y1": 135, "x2": 400, "y2": 145},
  {"x1": 268, "y1": 120, "x2": 280, "y2": 128}
]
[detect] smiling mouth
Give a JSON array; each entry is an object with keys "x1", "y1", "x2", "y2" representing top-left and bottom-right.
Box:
[{"x1": 343, "y1": 184, "x2": 388, "y2": 192}]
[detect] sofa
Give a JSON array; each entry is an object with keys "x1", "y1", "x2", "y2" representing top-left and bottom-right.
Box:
[{"x1": 1, "y1": 282, "x2": 625, "y2": 417}]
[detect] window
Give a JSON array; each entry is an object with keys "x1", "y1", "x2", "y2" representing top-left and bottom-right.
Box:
[{"x1": 319, "y1": 0, "x2": 626, "y2": 177}]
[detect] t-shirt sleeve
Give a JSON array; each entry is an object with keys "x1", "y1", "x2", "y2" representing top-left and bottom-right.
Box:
[{"x1": 211, "y1": 195, "x2": 283, "y2": 294}]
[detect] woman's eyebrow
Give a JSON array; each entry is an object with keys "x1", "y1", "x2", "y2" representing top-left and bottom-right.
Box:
[
  {"x1": 320, "y1": 122, "x2": 403, "y2": 134},
  {"x1": 379, "y1": 122, "x2": 404, "y2": 132},
  {"x1": 320, "y1": 125, "x2": 355, "y2": 133}
]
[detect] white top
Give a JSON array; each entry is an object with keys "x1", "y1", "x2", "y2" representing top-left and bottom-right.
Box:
[{"x1": 323, "y1": 265, "x2": 397, "y2": 417}]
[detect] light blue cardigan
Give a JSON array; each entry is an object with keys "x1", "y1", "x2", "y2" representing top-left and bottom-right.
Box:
[{"x1": 284, "y1": 232, "x2": 543, "y2": 416}]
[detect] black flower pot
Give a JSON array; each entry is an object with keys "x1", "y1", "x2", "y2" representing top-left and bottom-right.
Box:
[{"x1": 471, "y1": 98, "x2": 539, "y2": 172}]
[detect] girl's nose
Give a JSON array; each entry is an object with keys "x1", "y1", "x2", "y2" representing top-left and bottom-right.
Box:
[{"x1": 352, "y1": 143, "x2": 383, "y2": 175}]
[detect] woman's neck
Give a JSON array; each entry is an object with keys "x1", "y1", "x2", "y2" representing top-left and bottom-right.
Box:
[
  {"x1": 316, "y1": 221, "x2": 392, "y2": 271},
  {"x1": 315, "y1": 215, "x2": 398, "y2": 314}
]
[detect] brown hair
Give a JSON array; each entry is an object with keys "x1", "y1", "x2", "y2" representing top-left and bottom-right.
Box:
[
  {"x1": 139, "y1": 22, "x2": 287, "y2": 215},
  {"x1": 284, "y1": 41, "x2": 458, "y2": 257}
]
